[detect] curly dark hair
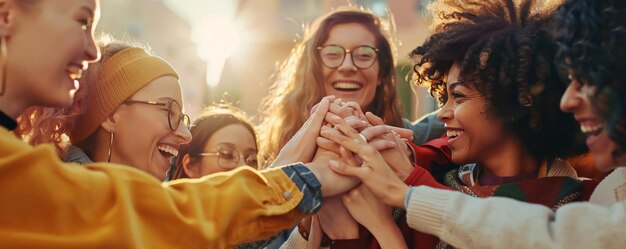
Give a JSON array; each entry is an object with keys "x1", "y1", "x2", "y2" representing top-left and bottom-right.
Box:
[
  {"x1": 411, "y1": 0, "x2": 585, "y2": 160},
  {"x1": 554, "y1": 0, "x2": 626, "y2": 150}
]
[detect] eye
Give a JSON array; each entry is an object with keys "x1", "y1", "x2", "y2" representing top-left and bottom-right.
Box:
[
  {"x1": 219, "y1": 151, "x2": 236, "y2": 161},
  {"x1": 78, "y1": 17, "x2": 93, "y2": 31},
  {"x1": 451, "y1": 91, "x2": 465, "y2": 99}
]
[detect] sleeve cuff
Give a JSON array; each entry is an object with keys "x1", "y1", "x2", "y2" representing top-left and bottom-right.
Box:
[
  {"x1": 406, "y1": 186, "x2": 451, "y2": 237},
  {"x1": 281, "y1": 163, "x2": 323, "y2": 214}
]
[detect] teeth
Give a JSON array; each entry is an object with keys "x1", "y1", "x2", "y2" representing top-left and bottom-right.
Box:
[
  {"x1": 67, "y1": 67, "x2": 84, "y2": 80},
  {"x1": 580, "y1": 124, "x2": 604, "y2": 136},
  {"x1": 157, "y1": 144, "x2": 179, "y2": 157},
  {"x1": 447, "y1": 130, "x2": 463, "y2": 139},
  {"x1": 333, "y1": 82, "x2": 361, "y2": 90}
]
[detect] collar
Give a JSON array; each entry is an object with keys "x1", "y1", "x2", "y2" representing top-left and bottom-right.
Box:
[{"x1": 0, "y1": 110, "x2": 17, "y2": 130}]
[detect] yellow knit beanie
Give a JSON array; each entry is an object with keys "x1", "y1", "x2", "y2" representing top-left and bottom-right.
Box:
[{"x1": 69, "y1": 47, "x2": 179, "y2": 144}]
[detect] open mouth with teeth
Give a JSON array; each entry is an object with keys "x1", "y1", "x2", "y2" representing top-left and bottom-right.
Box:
[
  {"x1": 580, "y1": 124, "x2": 604, "y2": 137},
  {"x1": 157, "y1": 144, "x2": 179, "y2": 160},
  {"x1": 333, "y1": 82, "x2": 362, "y2": 92},
  {"x1": 447, "y1": 129, "x2": 464, "y2": 139}
]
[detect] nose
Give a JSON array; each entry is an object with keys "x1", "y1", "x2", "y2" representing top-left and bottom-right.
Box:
[
  {"x1": 560, "y1": 83, "x2": 580, "y2": 113},
  {"x1": 174, "y1": 122, "x2": 192, "y2": 144},
  {"x1": 337, "y1": 52, "x2": 357, "y2": 72},
  {"x1": 436, "y1": 99, "x2": 453, "y2": 122},
  {"x1": 84, "y1": 32, "x2": 100, "y2": 64}
]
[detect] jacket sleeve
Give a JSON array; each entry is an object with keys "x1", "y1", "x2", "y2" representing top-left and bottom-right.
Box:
[
  {"x1": 405, "y1": 185, "x2": 626, "y2": 249},
  {"x1": 0, "y1": 135, "x2": 320, "y2": 249}
]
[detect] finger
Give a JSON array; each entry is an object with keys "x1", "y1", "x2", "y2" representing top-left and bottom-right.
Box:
[
  {"x1": 328, "y1": 101, "x2": 355, "y2": 118},
  {"x1": 365, "y1": 112, "x2": 385, "y2": 125},
  {"x1": 345, "y1": 116, "x2": 369, "y2": 130},
  {"x1": 388, "y1": 126, "x2": 413, "y2": 140},
  {"x1": 321, "y1": 117, "x2": 371, "y2": 155},
  {"x1": 324, "y1": 112, "x2": 343, "y2": 127},
  {"x1": 306, "y1": 98, "x2": 330, "y2": 129},
  {"x1": 340, "y1": 145, "x2": 359, "y2": 167},
  {"x1": 329, "y1": 159, "x2": 367, "y2": 179},
  {"x1": 317, "y1": 136, "x2": 340, "y2": 154},
  {"x1": 342, "y1": 101, "x2": 366, "y2": 119},
  {"x1": 360, "y1": 125, "x2": 392, "y2": 141},
  {"x1": 368, "y1": 139, "x2": 396, "y2": 151},
  {"x1": 366, "y1": 112, "x2": 413, "y2": 140}
]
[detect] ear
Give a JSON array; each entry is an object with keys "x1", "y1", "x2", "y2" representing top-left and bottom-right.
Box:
[
  {"x1": 182, "y1": 154, "x2": 199, "y2": 178},
  {"x1": 100, "y1": 110, "x2": 121, "y2": 133},
  {"x1": 0, "y1": 0, "x2": 13, "y2": 37}
]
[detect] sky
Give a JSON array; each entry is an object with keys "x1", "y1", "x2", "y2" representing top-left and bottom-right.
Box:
[{"x1": 162, "y1": 0, "x2": 241, "y2": 87}]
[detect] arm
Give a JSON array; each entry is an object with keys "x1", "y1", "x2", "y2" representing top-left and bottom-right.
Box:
[
  {"x1": 343, "y1": 185, "x2": 408, "y2": 249},
  {"x1": 0, "y1": 134, "x2": 318, "y2": 249},
  {"x1": 406, "y1": 186, "x2": 626, "y2": 249}
]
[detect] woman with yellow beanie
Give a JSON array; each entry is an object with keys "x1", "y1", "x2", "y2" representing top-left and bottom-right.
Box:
[
  {"x1": 19, "y1": 41, "x2": 192, "y2": 181},
  {"x1": 0, "y1": 1, "x2": 362, "y2": 247}
]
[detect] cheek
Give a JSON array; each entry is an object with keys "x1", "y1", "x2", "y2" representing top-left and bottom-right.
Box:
[{"x1": 199, "y1": 158, "x2": 224, "y2": 175}]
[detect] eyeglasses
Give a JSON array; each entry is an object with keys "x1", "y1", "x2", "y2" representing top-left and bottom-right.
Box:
[
  {"x1": 317, "y1": 45, "x2": 379, "y2": 69},
  {"x1": 124, "y1": 99, "x2": 191, "y2": 131},
  {"x1": 195, "y1": 143, "x2": 258, "y2": 169}
]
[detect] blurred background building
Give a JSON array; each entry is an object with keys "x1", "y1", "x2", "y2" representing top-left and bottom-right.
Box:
[{"x1": 98, "y1": 0, "x2": 437, "y2": 120}]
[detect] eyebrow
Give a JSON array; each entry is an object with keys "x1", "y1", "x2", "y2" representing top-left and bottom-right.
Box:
[
  {"x1": 80, "y1": 6, "x2": 95, "y2": 17},
  {"x1": 448, "y1": 81, "x2": 471, "y2": 91}
]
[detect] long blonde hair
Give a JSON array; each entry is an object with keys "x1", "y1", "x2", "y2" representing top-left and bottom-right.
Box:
[{"x1": 258, "y1": 7, "x2": 404, "y2": 165}]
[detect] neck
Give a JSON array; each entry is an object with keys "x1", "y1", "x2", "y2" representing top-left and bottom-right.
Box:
[
  {"x1": 78, "y1": 129, "x2": 111, "y2": 163},
  {"x1": 0, "y1": 94, "x2": 31, "y2": 119},
  {"x1": 479, "y1": 137, "x2": 541, "y2": 177}
]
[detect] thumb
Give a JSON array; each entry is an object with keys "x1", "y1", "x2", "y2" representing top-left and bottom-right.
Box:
[{"x1": 365, "y1": 112, "x2": 385, "y2": 126}]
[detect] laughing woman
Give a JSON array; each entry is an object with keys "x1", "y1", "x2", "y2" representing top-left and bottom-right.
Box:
[
  {"x1": 0, "y1": 0, "x2": 364, "y2": 247},
  {"x1": 323, "y1": 0, "x2": 626, "y2": 248},
  {"x1": 321, "y1": 0, "x2": 598, "y2": 247}
]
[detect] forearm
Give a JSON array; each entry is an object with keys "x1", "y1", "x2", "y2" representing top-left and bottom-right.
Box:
[
  {"x1": 0, "y1": 141, "x2": 317, "y2": 248},
  {"x1": 406, "y1": 186, "x2": 626, "y2": 249},
  {"x1": 368, "y1": 220, "x2": 408, "y2": 249}
]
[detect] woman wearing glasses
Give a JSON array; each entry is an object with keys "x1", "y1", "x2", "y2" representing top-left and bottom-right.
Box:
[
  {"x1": 0, "y1": 1, "x2": 366, "y2": 247},
  {"x1": 18, "y1": 41, "x2": 192, "y2": 181},
  {"x1": 171, "y1": 103, "x2": 259, "y2": 180},
  {"x1": 258, "y1": 7, "x2": 444, "y2": 165}
]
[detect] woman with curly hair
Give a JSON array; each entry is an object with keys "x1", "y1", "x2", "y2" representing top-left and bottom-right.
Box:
[{"x1": 322, "y1": 0, "x2": 626, "y2": 247}]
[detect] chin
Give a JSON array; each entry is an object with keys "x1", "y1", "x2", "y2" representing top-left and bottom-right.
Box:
[
  {"x1": 594, "y1": 154, "x2": 618, "y2": 172},
  {"x1": 42, "y1": 94, "x2": 74, "y2": 108}
]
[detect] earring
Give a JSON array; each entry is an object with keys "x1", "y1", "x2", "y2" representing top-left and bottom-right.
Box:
[
  {"x1": 107, "y1": 131, "x2": 114, "y2": 163},
  {"x1": 0, "y1": 36, "x2": 7, "y2": 96}
]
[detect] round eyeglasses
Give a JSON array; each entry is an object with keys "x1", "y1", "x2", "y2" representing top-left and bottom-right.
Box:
[
  {"x1": 317, "y1": 45, "x2": 379, "y2": 69},
  {"x1": 124, "y1": 99, "x2": 191, "y2": 131},
  {"x1": 195, "y1": 143, "x2": 258, "y2": 169}
]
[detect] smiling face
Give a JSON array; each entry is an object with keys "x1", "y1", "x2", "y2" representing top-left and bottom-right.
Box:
[
  {"x1": 437, "y1": 63, "x2": 509, "y2": 165},
  {"x1": 194, "y1": 123, "x2": 258, "y2": 176},
  {"x1": 6, "y1": 0, "x2": 100, "y2": 109},
  {"x1": 560, "y1": 77, "x2": 626, "y2": 171},
  {"x1": 321, "y1": 22, "x2": 380, "y2": 111},
  {"x1": 108, "y1": 76, "x2": 192, "y2": 180}
]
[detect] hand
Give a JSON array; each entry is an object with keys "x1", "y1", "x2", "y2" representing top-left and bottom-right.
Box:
[
  {"x1": 317, "y1": 196, "x2": 359, "y2": 240},
  {"x1": 320, "y1": 115, "x2": 409, "y2": 208},
  {"x1": 342, "y1": 184, "x2": 393, "y2": 231},
  {"x1": 362, "y1": 113, "x2": 414, "y2": 180},
  {"x1": 327, "y1": 99, "x2": 367, "y2": 120},
  {"x1": 306, "y1": 153, "x2": 360, "y2": 197},
  {"x1": 271, "y1": 96, "x2": 333, "y2": 167},
  {"x1": 342, "y1": 185, "x2": 408, "y2": 249}
]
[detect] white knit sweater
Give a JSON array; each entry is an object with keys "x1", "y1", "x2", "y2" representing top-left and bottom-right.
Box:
[{"x1": 406, "y1": 167, "x2": 626, "y2": 249}]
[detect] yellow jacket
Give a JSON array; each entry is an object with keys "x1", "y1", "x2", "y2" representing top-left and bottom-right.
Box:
[{"x1": 0, "y1": 127, "x2": 311, "y2": 249}]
